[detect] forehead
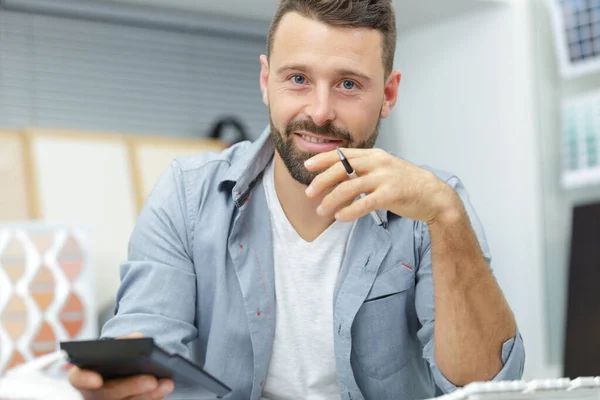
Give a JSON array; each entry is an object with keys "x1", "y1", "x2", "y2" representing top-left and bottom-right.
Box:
[{"x1": 270, "y1": 12, "x2": 384, "y2": 75}]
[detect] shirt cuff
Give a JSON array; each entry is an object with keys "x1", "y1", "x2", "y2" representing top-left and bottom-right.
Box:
[{"x1": 429, "y1": 331, "x2": 525, "y2": 393}]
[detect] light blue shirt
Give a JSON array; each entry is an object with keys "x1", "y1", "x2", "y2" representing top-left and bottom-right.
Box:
[{"x1": 102, "y1": 128, "x2": 525, "y2": 400}]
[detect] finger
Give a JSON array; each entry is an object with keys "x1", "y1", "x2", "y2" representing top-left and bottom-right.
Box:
[
  {"x1": 80, "y1": 389, "x2": 101, "y2": 400},
  {"x1": 147, "y1": 379, "x2": 174, "y2": 400},
  {"x1": 307, "y1": 156, "x2": 380, "y2": 198},
  {"x1": 304, "y1": 147, "x2": 371, "y2": 171},
  {"x1": 305, "y1": 161, "x2": 348, "y2": 198},
  {"x1": 124, "y1": 395, "x2": 153, "y2": 400},
  {"x1": 318, "y1": 176, "x2": 380, "y2": 217},
  {"x1": 118, "y1": 332, "x2": 144, "y2": 339},
  {"x1": 334, "y1": 190, "x2": 385, "y2": 222},
  {"x1": 100, "y1": 375, "x2": 158, "y2": 399},
  {"x1": 125, "y1": 379, "x2": 173, "y2": 400},
  {"x1": 69, "y1": 366, "x2": 103, "y2": 390},
  {"x1": 125, "y1": 379, "x2": 172, "y2": 400}
]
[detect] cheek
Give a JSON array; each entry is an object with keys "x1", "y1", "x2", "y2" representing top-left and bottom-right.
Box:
[
  {"x1": 269, "y1": 93, "x2": 305, "y2": 126},
  {"x1": 337, "y1": 100, "x2": 381, "y2": 138}
]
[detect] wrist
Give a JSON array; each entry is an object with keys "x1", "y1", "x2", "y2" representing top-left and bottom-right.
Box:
[{"x1": 427, "y1": 185, "x2": 463, "y2": 226}]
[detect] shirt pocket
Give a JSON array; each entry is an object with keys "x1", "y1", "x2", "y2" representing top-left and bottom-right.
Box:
[{"x1": 351, "y1": 264, "x2": 415, "y2": 380}]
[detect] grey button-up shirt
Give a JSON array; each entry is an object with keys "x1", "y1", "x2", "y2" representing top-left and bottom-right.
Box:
[{"x1": 102, "y1": 128, "x2": 525, "y2": 400}]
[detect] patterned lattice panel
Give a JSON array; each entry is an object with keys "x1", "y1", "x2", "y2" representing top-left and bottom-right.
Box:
[{"x1": 0, "y1": 224, "x2": 97, "y2": 373}]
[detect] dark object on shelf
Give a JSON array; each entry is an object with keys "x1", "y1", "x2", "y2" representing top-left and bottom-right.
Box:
[
  {"x1": 563, "y1": 202, "x2": 600, "y2": 379},
  {"x1": 208, "y1": 116, "x2": 250, "y2": 146}
]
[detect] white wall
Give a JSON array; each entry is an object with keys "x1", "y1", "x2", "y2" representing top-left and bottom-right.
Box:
[
  {"x1": 385, "y1": 3, "x2": 549, "y2": 379},
  {"x1": 530, "y1": 0, "x2": 600, "y2": 370}
]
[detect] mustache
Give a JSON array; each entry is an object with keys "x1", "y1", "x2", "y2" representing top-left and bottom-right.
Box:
[{"x1": 285, "y1": 120, "x2": 352, "y2": 143}]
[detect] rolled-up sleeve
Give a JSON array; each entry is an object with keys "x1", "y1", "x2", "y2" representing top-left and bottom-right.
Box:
[
  {"x1": 423, "y1": 332, "x2": 525, "y2": 393},
  {"x1": 415, "y1": 175, "x2": 525, "y2": 393},
  {"x1": 101, "y1": 160, "x2": 198, "y2": 358}
]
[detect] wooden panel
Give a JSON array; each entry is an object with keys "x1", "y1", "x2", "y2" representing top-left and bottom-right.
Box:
[
  {"x1": 129, "y1": 136, "x2": 226, "y2": 211},
  {"x1": 27, "y1": 129, "x2": 137, "y2": 311},
  {"x1": 0, "y1": 131, "x2": 31, "y2": 221}
]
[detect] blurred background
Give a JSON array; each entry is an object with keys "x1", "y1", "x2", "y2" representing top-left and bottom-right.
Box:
[{"x1": 1, "y1": 0, "x2": 600, "y2": 386}]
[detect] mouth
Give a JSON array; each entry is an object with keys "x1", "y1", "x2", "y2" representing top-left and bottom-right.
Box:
[
  {"x1": 294, "y1": 132, "x2": 344, "y2": 154},
  {"x1": 293, "y1": 131, "x2": 345, "y2": 153},
  {"x1": 297, "y1": 133, "x2": 341, "y2": 144}
]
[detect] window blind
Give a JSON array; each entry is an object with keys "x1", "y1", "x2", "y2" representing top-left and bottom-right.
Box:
[{"x1": 0, "y1": 0, "x2": 269, "y2": 139}]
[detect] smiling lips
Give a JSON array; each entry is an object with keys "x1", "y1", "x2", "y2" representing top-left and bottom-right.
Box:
[
  {"x1": 299, "y1": 133, "x2": 337, "y2": 143},
  {"x1": 294, "y1": 131, "x2": 344, "y2": 153}
]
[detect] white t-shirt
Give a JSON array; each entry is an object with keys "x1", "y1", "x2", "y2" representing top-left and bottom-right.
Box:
[{"x1": 261, "y1": 160, "x2": 355, "y2": 400}]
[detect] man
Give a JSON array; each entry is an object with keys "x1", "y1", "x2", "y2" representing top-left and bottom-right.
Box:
[{"x1": 70, "y1": 0, "x2": 525, "y2": 399}]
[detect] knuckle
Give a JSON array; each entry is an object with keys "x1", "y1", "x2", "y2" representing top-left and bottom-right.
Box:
[
  {"x1": 316, "y1": 173, "x2": 330, "y2": 187},
  {"x1": 363, "y1": 194, "x2": 376, "y2": 210},
  {"x1": 336, "y1": 161, "x2": 347, "y2": 176},
  {"x1": 374, "y1": 148, "x2": 388, "y2": 161},
  {"x1": 346, "y1": 178, "x2": 361, "y2": 193},
  {"x1": 338, "y1": 181, "x2": 359, "y2": 202},
  {"x1": 380, "y1": 183, "x2": 394, "y2": 198},
  {"x1": 310, "y1": 171, "x2": 322, "y2": 184},
  {"x1": 311, "y1": 171, "x2": 329, "y2": 188}
]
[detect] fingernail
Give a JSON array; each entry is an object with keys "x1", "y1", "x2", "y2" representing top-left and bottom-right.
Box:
[
  {"x1": 141, "y1": 377, "x2": 156, "y2": 391},
  {"x1": 87, "y1": 374, "x2": 102, "y2": 387},
  {"x1": 335, "y1": 212, "x2": 342, "y2": 220},
  {"x1": 316, "y1": 205, "x2": 325, "y2": 216},
  {"x1": 160, "y1": 382, "x2": 174, "y2": 394},
  {"x1": 304, "y1": 159, "x2": 314, "y2": 167},
  {"x1": 305, "y1": 185, "x2": 314, "y2": 196}
]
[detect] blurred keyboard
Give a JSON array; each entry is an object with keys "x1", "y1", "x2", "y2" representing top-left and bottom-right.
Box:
[{"x1": 430, "y1": 378, "x2": 600, "y2": 400}]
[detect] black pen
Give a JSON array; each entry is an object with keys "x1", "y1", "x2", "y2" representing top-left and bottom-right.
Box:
[{"x1": 337, "y1": 148, "x2": 384, "y2": 226}]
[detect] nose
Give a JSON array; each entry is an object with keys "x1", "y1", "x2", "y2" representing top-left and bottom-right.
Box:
[{"x1": 305, "y1": 86, "x2": 336, "y2": 127}]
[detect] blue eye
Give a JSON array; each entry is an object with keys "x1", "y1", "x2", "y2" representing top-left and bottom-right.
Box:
[
  {"x1": 292, "y1": 75, "x2": 305, "y2": 85},
  {"x1": 342, "y1": 80, "x2": 356, "y2": 90}
]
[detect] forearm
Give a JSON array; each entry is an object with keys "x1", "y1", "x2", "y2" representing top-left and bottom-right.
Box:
[{"x1": 428, "y1": 194, "x2": 516, "y2": 387}]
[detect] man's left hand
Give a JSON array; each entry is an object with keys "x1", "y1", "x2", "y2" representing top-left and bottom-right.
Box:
[{"x1": 304, "y1": 148, "x2": 461, "y2": 224}]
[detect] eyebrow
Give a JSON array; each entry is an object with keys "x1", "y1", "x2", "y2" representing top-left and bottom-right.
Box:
[{"x1": 276, "y1": 64, "x2": 372, "y2": 83}]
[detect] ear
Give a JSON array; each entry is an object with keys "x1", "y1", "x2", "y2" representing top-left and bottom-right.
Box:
[
  {"x1": 259, "y1": 54, "x2": 270, "y2": 106},
  {"x1": 380, "y1": 71, "x2": 401, "y2": 119}
]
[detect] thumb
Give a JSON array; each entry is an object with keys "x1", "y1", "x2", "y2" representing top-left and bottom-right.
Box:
[{"x1": 117, "y1": 332, "x2": 145, "y2": 339}]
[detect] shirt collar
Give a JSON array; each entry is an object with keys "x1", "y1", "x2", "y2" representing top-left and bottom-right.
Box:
[{"x1": 219, "y1": 126, "x2": 274, "y2": 205}]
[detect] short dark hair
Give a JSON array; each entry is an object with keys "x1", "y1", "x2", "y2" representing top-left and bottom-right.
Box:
[{"x1": 267, "y1": 0, "x2": 397, "y2": 76}]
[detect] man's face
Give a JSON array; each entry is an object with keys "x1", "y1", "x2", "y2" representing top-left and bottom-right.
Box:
[{"x1": 260, "y1": 12, "x2": 399, "y2": 186}]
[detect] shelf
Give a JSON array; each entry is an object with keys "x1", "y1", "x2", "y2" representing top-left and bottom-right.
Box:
[{"x1": 562, "y1": 167, "x2": 600, "y2": 189}]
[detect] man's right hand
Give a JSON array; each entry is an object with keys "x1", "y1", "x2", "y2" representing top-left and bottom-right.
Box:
[{"x1": 68, "y1": 333, "x2": 175, "y2": 400}]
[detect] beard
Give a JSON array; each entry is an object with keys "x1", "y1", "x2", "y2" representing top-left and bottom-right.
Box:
[{"x1": 269, "y1": 113, "x2": 380, "y2": 186}]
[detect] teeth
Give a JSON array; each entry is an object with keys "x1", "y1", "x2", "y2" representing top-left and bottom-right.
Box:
[{"x1": 302, "y1": 135, "x2": 331, "y2": 143}]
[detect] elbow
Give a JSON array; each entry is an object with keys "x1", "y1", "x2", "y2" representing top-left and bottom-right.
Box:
[{"x1": 437, "y1": 356, "x2": 503, "y2": 387}]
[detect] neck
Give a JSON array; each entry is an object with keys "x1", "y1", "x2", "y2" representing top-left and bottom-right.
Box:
[{"x1": 273, "y1": 152, "x2": 336, "y2": 242}]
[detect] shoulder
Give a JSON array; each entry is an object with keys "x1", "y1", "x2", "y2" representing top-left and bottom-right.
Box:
[
  {"x1": 419, "y1": 164, "x2": 462, "y2": 189},
  {"x1": 172, "y1": 140, "x2": 253, "y2": 177},
  {"x1": 387, "y1": 151, "x2": 461, "y2": 188},
  {"x1": 145, "y1": 139, "x2": 252, "y2": 216}
]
